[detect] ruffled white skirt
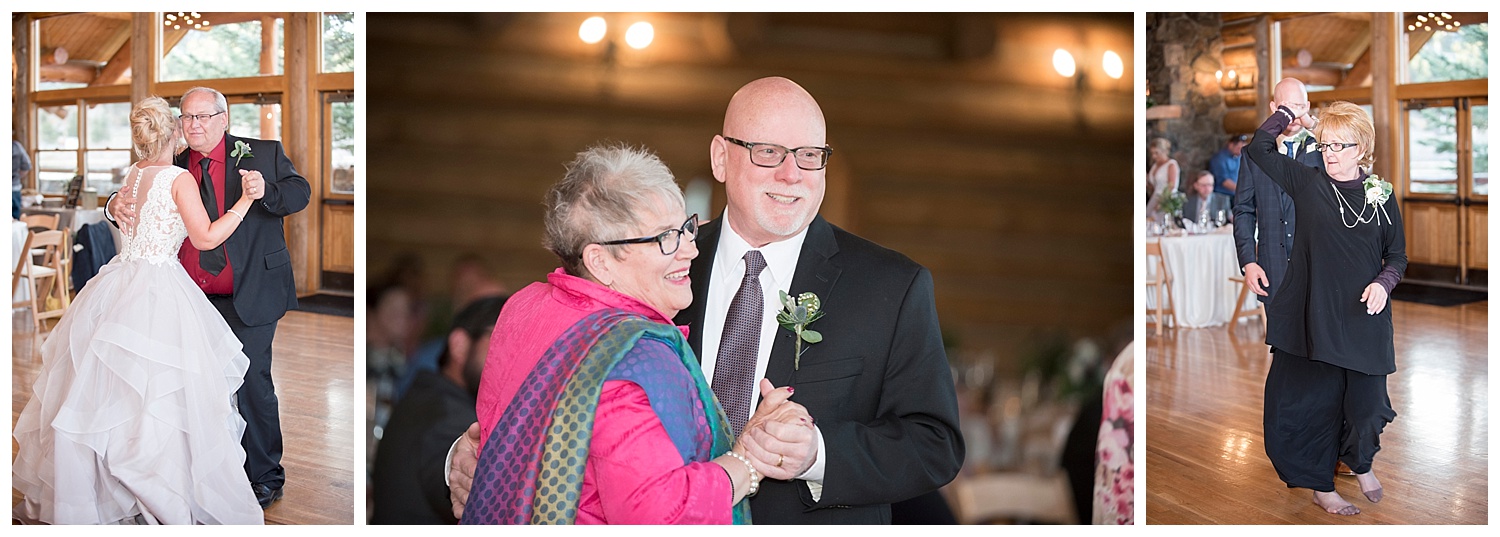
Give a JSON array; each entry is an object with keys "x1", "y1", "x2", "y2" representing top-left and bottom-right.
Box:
[{"x1": 12, "y1": 257, "x2": 263, "y2": 524}]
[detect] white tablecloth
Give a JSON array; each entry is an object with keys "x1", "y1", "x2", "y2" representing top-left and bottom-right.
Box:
[
  {"x1": 1147, "y1": 229, "x2": 1257, "y2": 328},
  {"x1": 12, "y1": 220, "x2": 30, "y2": 302}
]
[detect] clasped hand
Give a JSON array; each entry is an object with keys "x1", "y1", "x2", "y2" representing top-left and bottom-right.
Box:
[{"x1": 736, "y1": 379, "x2": 818, "y2": 481}]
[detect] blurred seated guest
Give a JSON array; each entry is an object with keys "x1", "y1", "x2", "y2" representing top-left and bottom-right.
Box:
[
  {"x1": 1182, "y1": 171, "x2": 1231, "y2": 225},
  {"x1": 1146, "y1": 138, "x2": 1179, "y2": 220},
  {"x1": 1093, "y1": 342, "x2": 1134, "y2": 525},
  {"x1": 372, "y1": 295, "x2": 508, "y2": 524},
  {"x1": 368, "y1": 283, "x2": 417, "y2": 474},
  {"x1": 1210, "y1": 134, "x2": 1249, "y2": 197},
  {"x1": 398, "y1": 254, "x2": 510, "y2": 401},
  {"x1": 14, "y1": 139, "x2": 31, "y2": 219},
  {"x1": 460, "y1": 143, "x2": 809, "y2": 524},
  {"x1": 452, "y1": 254, "x2": 508, "y2": 313}
]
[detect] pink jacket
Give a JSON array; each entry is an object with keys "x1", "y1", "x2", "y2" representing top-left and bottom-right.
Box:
[{"x1": 476, "y1": 268, "x2": 730, "y2": 524}]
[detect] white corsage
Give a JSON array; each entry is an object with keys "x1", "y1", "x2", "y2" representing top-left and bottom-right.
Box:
[{"x1": 1364, "y1": 174, "x2": 1394, "y2": 225}]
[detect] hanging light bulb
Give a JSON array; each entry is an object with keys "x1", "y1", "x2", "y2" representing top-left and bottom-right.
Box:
[
  {"x1": 1052, "y1": 49, "x2": 1076, "y2": 77},
  {"x1": 625, "y1": 21, "x2": 654, "y2": 49},
  {"x1": 579, "y1": 16, "x2": 607, "y2": 44},
  {"x1": 1102, "y1": 50, "x2": 1124, "y2": 79}
]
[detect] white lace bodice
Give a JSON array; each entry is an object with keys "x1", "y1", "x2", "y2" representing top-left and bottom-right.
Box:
[{"x1": 118, "y1": 165, "x2": 189, "y2": 264}]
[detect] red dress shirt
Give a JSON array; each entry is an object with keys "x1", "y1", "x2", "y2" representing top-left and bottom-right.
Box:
[{"x1": 179, "y1": 137, "x2": 235, "y2": 295}]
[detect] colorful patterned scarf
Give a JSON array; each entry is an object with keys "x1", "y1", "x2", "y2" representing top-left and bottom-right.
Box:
[{"x1": 461, "y1": 309, "x2": 750, "y2": 524}]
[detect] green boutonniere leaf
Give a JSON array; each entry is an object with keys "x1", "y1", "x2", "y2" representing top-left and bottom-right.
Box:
[
  {"x1": 230, "y1": 140, "x2": 254, "y2": 166},
  {"x1": 778, "y1": 290, "x2": 826, "y2": 370}
]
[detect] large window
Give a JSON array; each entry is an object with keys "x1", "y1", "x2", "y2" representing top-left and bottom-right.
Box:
[
  {"x1": 323, "y1": 12, "x2": 355, "y2": 73},
  {"x1": 34, "y1": 13, "x2": 132, "y2": 90},
  {"x1": 326, "y1": 94, "x2": 356, "y2": 194},
  {"x1": 1408, "y1": 105, "x2": 1459, "y2": 194},
  {"x1": 161, "y1": 14, "x2": 285, "y2": 82},
  {"x1": 32, "y1": 102, "x2": 130, "y2": 195},
  {"x1": 1407, "y1": 19, "x2": 1487, "y2": 84},
  {"x1": 34, "y1": 105, "x2": 79, "y2": 194},
  {"x1": 1473, "y1": 104, "x2": 1489, "y2": 196}
]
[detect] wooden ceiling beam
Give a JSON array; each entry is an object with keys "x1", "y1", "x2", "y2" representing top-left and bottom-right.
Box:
[
  {"x1": 38, "y1": 61, "x2": 97, "y2": 84},
  {"x1": 93, "y1": 37, "x2": 132, "y2": 86},
  {"x1": 1280, "y1": 65, "x2": 1342, "y2": 87},
  {"x1": 1339, "y1": 48, "x2": 1372, "y2": 88}
]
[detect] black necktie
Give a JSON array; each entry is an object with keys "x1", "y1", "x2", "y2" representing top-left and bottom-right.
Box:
[
  {"x1": 711, "y1": 251, "x2": 767, "y2": 438},
  {"x1": 198, "y1": 157, "x2": 227, "y2": 275}
]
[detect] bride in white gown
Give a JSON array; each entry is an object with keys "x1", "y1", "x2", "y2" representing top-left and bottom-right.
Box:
[{"x1": 13, "y1": 97, "x2": 265, "y2": 524}]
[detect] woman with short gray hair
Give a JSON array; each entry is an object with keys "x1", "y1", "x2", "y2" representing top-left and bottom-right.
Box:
[{"x1": 462, "y1": 143, "x2": 810, "y2": 524}]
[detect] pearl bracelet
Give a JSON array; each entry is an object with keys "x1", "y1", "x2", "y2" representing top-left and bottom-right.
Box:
[
  {"x1": 226, "y1": 208, "x2": 245, "y2": 220},
  {"x1": 725, "y1": 450, "x2": 760, "y2": 497}
]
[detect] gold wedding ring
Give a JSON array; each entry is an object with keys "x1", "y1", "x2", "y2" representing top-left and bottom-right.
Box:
[{"x1": 776, "y1": 454, "x2": 784, "y2": 467}]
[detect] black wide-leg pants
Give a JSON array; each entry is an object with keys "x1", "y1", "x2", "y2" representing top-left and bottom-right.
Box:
[
  {"x1": 1263, "y1": 348, "x2": 1395, "y2": 492},
  {"x1": 210, "y1": 295, "x2": 287, "y2": 490}
]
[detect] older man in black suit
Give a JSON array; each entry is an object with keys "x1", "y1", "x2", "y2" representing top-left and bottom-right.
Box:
[
  {"x1": 108, "y1": 86, "x2": 311, "y2": 509},
  {"x1": 1234, "y1": 77, "x2": 1320, "y2": 305}
]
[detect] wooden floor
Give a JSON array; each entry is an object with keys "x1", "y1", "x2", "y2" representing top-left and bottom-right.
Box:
[
  {"x1": 12, "y1": 309, "x2": 356, "y2": 525},
  {"x1": 1145, "y1": 299, "x2": 1488, "y2": 524}
]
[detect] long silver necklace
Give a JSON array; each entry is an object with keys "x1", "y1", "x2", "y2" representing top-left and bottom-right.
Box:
[{"x1": 1331, "y1": 181, "x2": 1376, "y2": 228}]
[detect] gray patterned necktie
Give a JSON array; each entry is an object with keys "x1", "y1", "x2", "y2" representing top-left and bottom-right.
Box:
[{"x1": 711, "y1": 250, "x2": 767, "y2": 438}]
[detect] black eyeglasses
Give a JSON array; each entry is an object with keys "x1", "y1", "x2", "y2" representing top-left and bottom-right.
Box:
[
  {"x1": 178, "y1": 111, "x2": 225, "y2": 124},
  {"x1": 1315, "y1": 142, "x2": 1359, "y2": 152},
  {"x1": 723, "y1": 136, "x2": 833, "y2": 171},
  {"x1": 597, "y1": 214, "x2": 699, "y2": 256}
]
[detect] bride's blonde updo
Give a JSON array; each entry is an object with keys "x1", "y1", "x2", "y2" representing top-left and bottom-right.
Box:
[{"x1": 131, "y1": 96, "x2": 179, "y2": 162}]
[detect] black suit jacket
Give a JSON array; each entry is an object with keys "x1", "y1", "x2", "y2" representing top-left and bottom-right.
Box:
[
  {"x1": 674, "y1": 215, "x2": 964, "y2": 524},
  {"x1": 174, "y1": 133, "x2": 311, "y2": 326},
  {"x1": 372, "y1": 370, "x2": 476, "y2": 524},
  {"x1": 1232, "y1": 134, "x2": 1320, "y2": 303}
]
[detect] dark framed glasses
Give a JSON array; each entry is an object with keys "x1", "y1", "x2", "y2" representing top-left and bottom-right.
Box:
[
  {"x1": 178, "y1": 111, "x2": 225, "y2": 124},
  {"x1": 597, "y1": 214, "x2": 699, "y2": 256},
  {"x1": 723, "y1": 136, "x2": 833, "y2": 170},
  {"x1": 1315, "y1": 142, "x2": 1359, "y2": 152}
]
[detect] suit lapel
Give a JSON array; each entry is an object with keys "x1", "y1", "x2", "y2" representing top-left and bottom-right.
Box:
[
  {"x1": 224, "y1": 133, "x2": 245, "y2": 208},
  {"x1": 677, "y1": 216, "x2": 722, "y2": 362},
  {"x1": 766, "y1": 216, "x2": 842, "y2": 388}
]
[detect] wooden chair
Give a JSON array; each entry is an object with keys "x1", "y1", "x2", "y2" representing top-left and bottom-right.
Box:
[
  {"x1": 11, "y1": 230, "x2": 71, "y2": 334},
  {"x1": 1228, "y1": 274, "x2": 1268, "y2": 330},
  {"x1": 1145, "y1": 240, "x2": 1175, "y2": 336},
  {"x1": 20, "y1": 213, "x2": 59, "y2": 232}
]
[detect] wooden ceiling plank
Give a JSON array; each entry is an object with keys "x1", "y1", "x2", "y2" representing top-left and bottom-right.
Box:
[
  {"x1": 1339, "y1": 47, "x2": 1373, "y2": 89},
  {"x1": 93, "y1": 37, "x2": 133, "y2": 86}
]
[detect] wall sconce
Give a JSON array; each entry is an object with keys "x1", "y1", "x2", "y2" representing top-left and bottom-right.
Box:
[
  {"x1": 1054, "y1": 48, "x2": 1126, "y2": 88},
  {"x1": 1055, "y1": 47, "x2": 1126, "y2": 130},
  {"x1": 579, "y1": 15, "x2": 656, "y2": 98},
  {"x1": 1217, "y1": 66, "x2": 1253, "y2": 90}
]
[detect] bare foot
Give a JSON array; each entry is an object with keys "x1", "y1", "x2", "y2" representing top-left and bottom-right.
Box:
[
  {"x1": 1313, "y1": 490, "x2": 1361, "y2": 515},
  {"x1": 1355, "y1": 470, "x2": 1383, "y2": 503}
]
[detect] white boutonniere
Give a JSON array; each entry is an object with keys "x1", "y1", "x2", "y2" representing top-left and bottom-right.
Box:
[
  {"x1": 231, "y1": 140, "x2": 254, "y2": 166},
  {"x1": 1363, "y1": 174, "x2": 1392, "y2": 207},
  {"x1": 777, "y1": 291, "x2": 825, "y2": 371},
  {"x1": 1288, "y1": 130, "x2": 1314, "y2": 154}
]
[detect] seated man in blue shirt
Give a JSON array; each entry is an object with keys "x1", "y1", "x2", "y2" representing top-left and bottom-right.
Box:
[{"x1": 1210, "y1": 134, "x2": 1249, "y2": 197}]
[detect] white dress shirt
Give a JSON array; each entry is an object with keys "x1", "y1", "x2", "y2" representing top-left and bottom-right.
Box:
[{"x1": 698, "y1": 211, "x2": 827, "y2": 498}]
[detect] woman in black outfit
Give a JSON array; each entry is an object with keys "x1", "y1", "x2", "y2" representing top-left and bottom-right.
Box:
[{"x1": 1246, "y1": 100, "x2": 1406, "y2": 516}]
